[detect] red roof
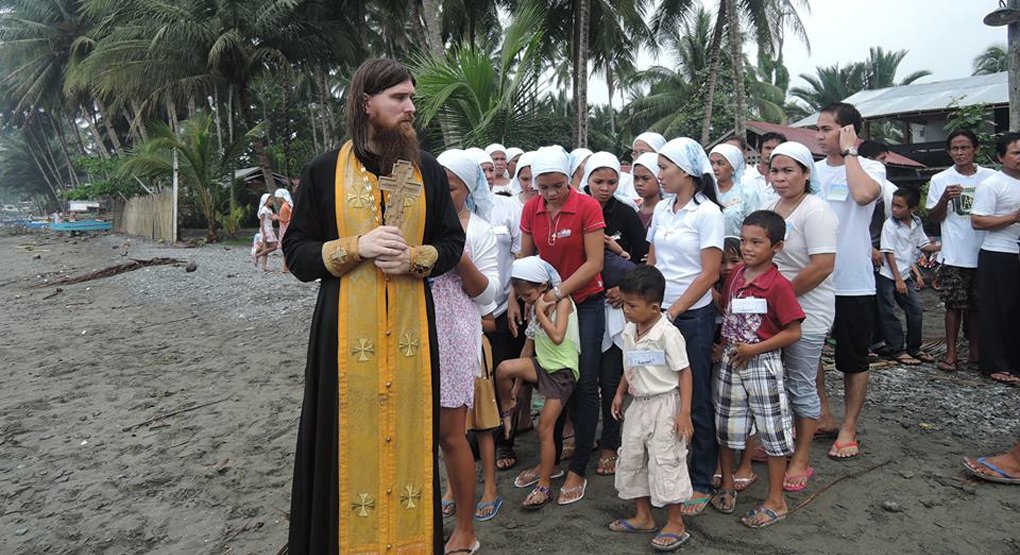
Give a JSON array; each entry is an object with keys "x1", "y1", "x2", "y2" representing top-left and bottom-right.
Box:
[{"x1": 746, "y1": 121, "x2": 925, "y2": 168}]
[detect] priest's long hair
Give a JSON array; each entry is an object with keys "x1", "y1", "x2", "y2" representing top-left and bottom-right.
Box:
[{"x1": 345, "y1": 58, "x2": 420, "y2": 171}]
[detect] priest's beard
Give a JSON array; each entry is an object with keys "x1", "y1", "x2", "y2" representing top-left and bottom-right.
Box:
[{"x1": 371, "y1": 121, "x2": 420, "y2": 175}]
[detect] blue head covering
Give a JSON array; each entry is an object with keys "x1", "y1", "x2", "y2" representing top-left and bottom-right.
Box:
[
  {"x1": 769, "y1": 141, "x2": 821, "y2": 194},
  {"x1": 438, "y1": 149, "x2": 494, "y2": 220}
]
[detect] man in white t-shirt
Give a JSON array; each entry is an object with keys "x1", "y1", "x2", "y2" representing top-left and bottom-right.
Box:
[
  {"x1": 813, "y1": 103, "x2": 884, "y2": 460},
  {"x1": 971, "y1": 132, "x2": 1020, "y2": 385},
  {"x1": 742, "y1": 132, "x2": 786, "y2": 209},
  {"x1": 926, "y1": 130, "x2": 996, "y2": 371}
]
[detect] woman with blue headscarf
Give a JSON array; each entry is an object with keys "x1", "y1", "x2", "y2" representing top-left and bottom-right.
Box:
[
  {"x1": 646, "y1": 137, "x2": 724, "y2": 515},
  {"x1": 434, "y1": 149, "x2": 501, "y2": 540},
  {"x1": 710, "y1": 143, "x2": 761, "y2": 237},
  {"x1": 759, "y1": 141, "x2": 837, "y2": 493}
]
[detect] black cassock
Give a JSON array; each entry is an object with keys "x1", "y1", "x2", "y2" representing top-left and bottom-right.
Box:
[{"x1": 283, "y1": 147, "x2": 464, "y2": 554}]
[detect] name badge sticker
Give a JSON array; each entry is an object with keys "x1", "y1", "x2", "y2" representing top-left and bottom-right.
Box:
[
  {"x1": 731, "y1": 297, "x2": 768, "y2": 314},
  {"x1": 826, "y1": 182, "x2": 849, "y2": 202},
  {"x1": 492, "y1": 225, "x2": 510, "y2": 235},
  {"x1": 556, "y1": 229, "x2": 572, "y2": 238},
  {"x1": 626, "y1": 350, "x2": 666, "y2": 367}
]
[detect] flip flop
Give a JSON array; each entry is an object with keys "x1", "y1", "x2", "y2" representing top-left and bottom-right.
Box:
[
  {"x1": 962, "y1": 457, "x2": 1020, "y2": 485},
  {"x1": 910, "y1": 351, "x2": 935, "y2": 363},
  {"x1": 741, "y1": 506, "x2": 786, "y2": 529},
  {"x1": 711, "y1": 473, "x2": 722, "y2": 488},
  {"x1": 828, "y1": 439, "x2": 861, "y2": 460},
  {"x1": 608, "y1": 518, "x2": 658, "y2": 533},
  {"x1": 783, "y1": 467, "x2": 815, "y2": 492},
  {"x1": 936, "y1": 359, "x2": 958, "y2": 372},
  {"x1": 733, "y1": 473, "x2": 758, "y2": 492},
  {"x1": 651, "y1": 531, "x2": 691, "y2": 551},
  {"x1": 679, "y1": 495, "x2": 711, "y2": 516},
  {"x1": 892, "y1": 353, "x2": 921, "y2": 366},
  {"x1": 710, "y1": 488, "x2": 737, "y2": 514},
  {"x1": 496, "y1": 445, "x2": 517, "y2": 471},
  {"x1": 441, "y1": 498, "x2": 456, "y2": 518},
  {"x1": 521, "y1": 485, "x2": 552, "y2": 511},
  {"x1": 596, "y1": 456, "x2": 618, "y2": 476},
  {"x1": 989, "y1": 372, "x2": 1020, "y2": 387},
  {"x1": 444, "y1": 539, "x2": 481, "y2": 555},
  {"x1": 473, "y1": 497, "x2": 504, "y2": 522},
  {"x1": 557, "y1": 478, "x2": 588, "y2": 505},
  {"x1": 514, "y1": 467, "x2": 564, "y2": 488}
]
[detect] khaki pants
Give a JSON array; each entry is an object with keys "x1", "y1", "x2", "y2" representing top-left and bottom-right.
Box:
[{"x1": 614, "y1": 389, "x2": 693, "y2": 508}]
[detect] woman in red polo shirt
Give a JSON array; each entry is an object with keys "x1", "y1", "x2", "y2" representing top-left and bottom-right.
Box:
[{"x1": 512, "y1": 146, "x2": 606, "y2": 506}]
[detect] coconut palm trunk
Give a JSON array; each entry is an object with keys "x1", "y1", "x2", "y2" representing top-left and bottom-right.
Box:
[
  {"x1": 700, "y1": 2, "x2": 727, "y2": 145},
  {"x1": 726, "y1": 0, "x2": 747, "y2": 139},
  {"x1": 238, "y1": 84, "x2": 277, "y2": 193},
  {"x1": 574, "y1": 0, "x2": 591, "y2": 148}
]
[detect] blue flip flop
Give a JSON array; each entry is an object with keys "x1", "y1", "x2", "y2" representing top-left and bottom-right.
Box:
[
  {"x1": 473, "y1": 497, "x2": 504, "y2": 522},
  {"x1": 441, "y1": 498, "x2": 456, "y2": 519},
  {"x1": 651, "y1": 531, "x2": 691, "y2": 551},
  {"x1": 963, "y1": 457, "x2": 1020, "y2": 485}
]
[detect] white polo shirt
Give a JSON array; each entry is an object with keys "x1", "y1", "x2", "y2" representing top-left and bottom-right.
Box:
[
  {"x1": 816, "y1": 157, "x2": 886, "y2": 296},
  {"x1": 926, "y1": 165, "x2": 995, "y2": 268},
  {"x1": 879, "y1": 216, "x2": 931, "y2": 280},
  {"x1": 971, "y1": 170, "x2": 1020, "y2": 254},
  {"x1": 647, "y1": 193, "x2": 725, "y2": 309},
  {"x1": 621, "y1": 315, "x2": 691, "y2": 397},
  {"x1": 487, "y1": 195, "x2": 523, "y2": 317}
]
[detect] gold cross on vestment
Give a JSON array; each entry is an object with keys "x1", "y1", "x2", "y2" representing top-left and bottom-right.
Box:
[
  {"x1": 346, "y1": 186, "x2": 373, "y2": 209},
  {"x1": 377, "y1": 160, "x2": 423, "y2": 227},
  {"x1": 400, "y1": 485, "x2": 421, "y2": 509},
  {"x1": 398, "y1": 333, "x2": 419, "y2": 357},
  {"x1": 351, "y1": 338, "x2": 375, "y2": 362},
  {"x1": 351, "y1": 493, "x2": 375, "y2": 517}
]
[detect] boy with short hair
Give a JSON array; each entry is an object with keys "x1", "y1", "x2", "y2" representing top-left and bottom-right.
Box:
[
  {"x1": 609, "y1": 265, "x2": 694, "y2": 551},
  {"x1": 878, "y1": 188, "x2": 941, "y2": 365},
  {"x1": 712, "y1": 210, "x2": 804, "y2": 529}
]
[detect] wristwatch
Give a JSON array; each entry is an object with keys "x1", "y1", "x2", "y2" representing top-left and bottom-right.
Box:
[
  {"x1": 552, "y1": 286, "x2": 564, "y2": 301},
  {"x1": 841, "y1": 147, "x2": 859, "y2": 157}
]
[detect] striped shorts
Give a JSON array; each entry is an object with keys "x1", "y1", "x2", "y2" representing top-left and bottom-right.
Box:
[{"x1": 712, "y1": 349, "x2": 795, "y2": 457}]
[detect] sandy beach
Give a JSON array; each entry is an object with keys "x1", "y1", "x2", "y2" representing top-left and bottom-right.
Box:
[{"x1": 1, "y1": 229, "x2": 1017, "y2": 555}]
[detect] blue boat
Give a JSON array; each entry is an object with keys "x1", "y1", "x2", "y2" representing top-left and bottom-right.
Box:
[{"x1": 50, "y1": 220, "x2": 113, "y2": 232}]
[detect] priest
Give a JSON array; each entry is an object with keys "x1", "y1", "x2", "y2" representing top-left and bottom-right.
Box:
[{"x1": 283, "y1": 58, "x2": 465, "y2": 555}]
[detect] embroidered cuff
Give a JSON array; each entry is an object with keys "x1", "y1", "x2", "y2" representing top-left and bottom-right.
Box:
[
  {"x1": 408, "y1": 245, "x2": 439, "y2": 278},
  {"x1": 322, "y1": 236, "x2": 362, "y2": 277}
]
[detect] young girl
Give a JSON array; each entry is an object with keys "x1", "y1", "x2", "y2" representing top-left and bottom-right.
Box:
[
  {"x1": 273, "y1": 188, "x2": 293, "y2": 274},
  {"x1": 254, "y1": 193, "x2": 278, "y2": 272},
  {"x1": 496, "y1": 256, "x2": 580, "y2": 510}
]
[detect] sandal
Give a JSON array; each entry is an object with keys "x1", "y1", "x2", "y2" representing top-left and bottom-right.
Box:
[
  {"x1": 679, "y1": 494, "x2": 711, "y2": 516},
  {"x1": 496, "y1": 445, "x2": 517, "y2": 471},
  {"x1": 910, "y1": 351, "x2": 935, "y2": 363},
  {"x1": 557, "y1": 478, "x2": 588, "y2": 505},
  {"x1": 608, "y1": 518, "x2": 658, "y2": 533},
  {"x1": 989, "y1": 372, "x2": 1020, "y2": 387},
  {"x1": 710, "y1": 488, "x2": 737, "y2": 514},
  {"x1": 500, "y1": 405, "x2": 517, "y2": 440},
  {"x1": 783, "y1": 467, "x2": 814, "y2": 492},
  {"x1": 962, "y1": 456, "x2": 1020, "y2": 485},
  {"x1": 522, "y1": 485, "x2": 552, "y2": 511},
  {"x1": 892, "y1": 353, "x2": 921, "y2": 366},
  {"x1": 651, "y1": 530, "x2": 691, "y2": 551},
  {"x1": 733, "y1": 473, "x2": 758, "y2": 492},
  {"x1": 514, "y1": 467, "x2": 564, "y2": 488},
  {"x1": 560, "y1": 434, "x2": 575, "y2": 460},
  {"x1": 473, "y1": 497, "x2": 504, "y2": 522},
  {"x1": 936, "y1": 358, "x2": 958, "y2": 372},
  {"x1": 441, "y1": 498, "x2": 456, "y2": 518},
  {"x1": 828, "y1": 439, "x2": 861, "y2": 460},
  {"x1": 741, "y1": 506, "x2": 786, "y2": 529},
  {"x1": 596, "y1": 455, "x2": 618, "y2": 476}
]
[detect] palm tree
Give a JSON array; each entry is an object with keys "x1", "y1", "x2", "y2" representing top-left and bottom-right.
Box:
[
  {"x1": 789, "y1": 63, "x2": 867, "y2": 111},
  {"x1": 412, "y1": 1, "x2": 546, "y2": 147},
  {"x1": 973, "y1": 43, "x2": 1008, "y2": 76},
  {"x1": 863, "y1": 46, "x2": 931, "y2": 89},
  {"x1": 119, "y1": 114, "x2": 261, "y2": 241}
]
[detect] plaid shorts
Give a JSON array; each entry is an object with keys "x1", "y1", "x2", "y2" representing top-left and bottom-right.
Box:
[
  {"x1": 712, "y1": 349, "x2": 795, "y2": 457},
  {"x1": 936, "y1": 265, "x2": 978, "y2": 311}
]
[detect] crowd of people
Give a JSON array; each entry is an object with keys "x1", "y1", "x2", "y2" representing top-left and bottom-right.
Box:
[{"x1": 426, "y1": 104, "x2": 1020, "y2": 552}]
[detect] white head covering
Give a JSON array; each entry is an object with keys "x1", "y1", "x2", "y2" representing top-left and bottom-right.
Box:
[
  {"x1": 273, "y1": 188, "x2": 294, "y2": 207},
  {"x1": 709, "y1": 143, "x2": 746, "y2": 184},
  {"x1": 438, "y1": 149, "x2": 494, "y2": 220},
  {"x1": 659, "y1": 138, "x2": 714, "y2": 180},
  {"x1": 580, "y1": 150, "x2": 620, "y2": 191},
  {"x1": 464, "y1": 147, "x2": 494, "y2": 168},
  {"x1": 511, "y1": 255, "x2": 562, "y2": 287},
  {"x1": 531, "y1": 146, "x2": 570, "y2": 179},
  {"x1": 257, "y1": 193, "x2": 272, "y2": 217},
  {"x1": 770, "y1": 141, "x2": 821, "y2": 194},
  {"x1": 485, "y1": 143, "x2": 507, "y2": 156},
  {"x1": 632, "y1": 152, "x2": 660, "y2": 177},
  {"x1": 633, "y1": 132, "x2": 666, "y2": 153},
  {"x1": 509, "y1": 151, "x2": 536, "y2": 195},
  {"x1": 568, "y1": 148, "x2": 593, "y2": 178},
  {"x1": 506, "y1": 147, "x2": 524, "y2": 161}
]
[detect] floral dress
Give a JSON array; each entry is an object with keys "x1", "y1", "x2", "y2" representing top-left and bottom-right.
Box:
[{"x1": 431, "y1": 242, "x2": 481, "y2": 409}]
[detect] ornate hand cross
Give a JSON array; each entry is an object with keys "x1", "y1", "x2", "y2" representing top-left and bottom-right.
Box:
[{"x1": 377, "y1": 160, "x2": 423, "y2": 227}]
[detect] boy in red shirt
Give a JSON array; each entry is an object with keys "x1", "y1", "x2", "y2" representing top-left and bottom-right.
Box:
[{"x1": 711, "y1": 210, "x2": 804, "y2": 529}]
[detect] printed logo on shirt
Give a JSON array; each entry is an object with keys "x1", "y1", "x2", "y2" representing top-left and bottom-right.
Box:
[
  {"x1": 826, "y1": 183, "x2": 849, "y2": 202},
  {"x1": 555, "y1": 229, "x2": 572, "y2": 238}
]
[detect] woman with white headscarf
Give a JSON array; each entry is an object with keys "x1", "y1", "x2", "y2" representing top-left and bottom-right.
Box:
[
  {"x1": 514, "y1": 145, "x2": 606, "y2": 506},
  {"x1": 568, "y1": 148, "x2": 593, "y2": 190},
  {"x1": 433, "y1": 149, "x2": 500, "y2": 533},
  {"x1": 486, "y1": 143, "x2": 512, "y2": 192},
  {"x1": 632, "y1": 152, "x2": 663, "y2": 230},
  {"x1": 274, "y1": 188, "x2": 294, "y2": 273},
  {"x1": 646, "y1": 137, "x2": 724, "y2": 514},
  {"x1": 710, "y1": 143, "x2": 762, "y2": 237},
  {"x1": 254, "y1": 193, "x2": 279, "y2": 271},
  {"x1": 759, "y1": 141, "x2": 836, "y2": 493},
  {"x1": 632, "y1": 131, "x2": 666, "y2": 160},
  {"x1": 580, "y1": 151, "x2": 649, "y2": 476},
  {"x1": 506, "y1": 147, "x2": 524, "y2": 177},
  {"x1": 466, "y1": 147, "x2": 497, "y2": 189}
]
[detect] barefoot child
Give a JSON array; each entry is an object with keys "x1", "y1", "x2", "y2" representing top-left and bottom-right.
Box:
[
  {"x1": 712, "y1": 210, "x2": 804, "y2": 529},
  {"x1": 495, "y1": 256, "x2": 579, "y2": 510},
  {"x1": 609, "y1": 265, "x2": 695, "y2": 551}
]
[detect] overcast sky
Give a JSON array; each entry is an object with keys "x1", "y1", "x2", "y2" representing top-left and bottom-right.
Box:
[{"x1": 588, "y1": 0, "x2": 1008, "y2": 107}]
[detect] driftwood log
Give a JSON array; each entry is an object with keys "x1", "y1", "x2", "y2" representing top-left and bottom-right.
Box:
[{"x1": 34, "y1": 257, "x2": 184, "y2": 288}]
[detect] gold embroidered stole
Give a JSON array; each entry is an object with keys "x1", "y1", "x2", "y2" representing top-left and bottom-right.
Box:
[{"x1": 334, "y1": 141, "x2": 433, "y2": 554}]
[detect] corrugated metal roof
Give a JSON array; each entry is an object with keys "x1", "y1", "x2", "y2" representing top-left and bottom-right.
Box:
[{"x1": 792, "y1": 72, "x2": 1007, "y2": 127}]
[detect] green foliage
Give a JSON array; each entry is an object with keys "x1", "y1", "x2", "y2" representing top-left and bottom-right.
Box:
[
  {"x1": 215, "y1": 204, "x2": 247, "y2": 239},
  {"x1": 60, "y1": 156, "x2": 141, "y2": 200},
  {"x1": 972, "y1": 44, "x2": 1008, "y2": 76},
  {"x1": 945, "y1": 100, "x2": 999, "y2": 167}
]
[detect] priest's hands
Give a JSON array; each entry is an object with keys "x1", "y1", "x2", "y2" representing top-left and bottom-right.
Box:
[
  {"x1": 375, "y1": 249, "x2": 411, "y2": 274},
  {"x1": 359, "y1": 226, "x2": 408, "y2": 259}
]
